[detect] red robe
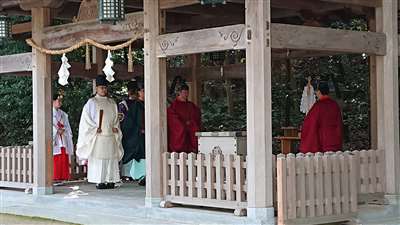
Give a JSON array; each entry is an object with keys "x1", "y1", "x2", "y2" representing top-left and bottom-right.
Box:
[
  {"x1": 167, "y1": 99, "x2": 201, "y2": 153},
  {"x1": 299, "y1": 96, "x2": 343, "y2": 153}
]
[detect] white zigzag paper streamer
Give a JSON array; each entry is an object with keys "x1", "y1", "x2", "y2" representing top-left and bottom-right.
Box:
[
  {"x1": 57, "y1": 53, "x2": 71, "y2": 86},
  {"x1": 103, "y1": 50, "x2": 115, "y2": 82}
]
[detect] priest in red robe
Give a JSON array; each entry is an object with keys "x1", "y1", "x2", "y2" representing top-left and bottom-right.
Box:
[
  {"x1": 299, "y1": 81, "x2": 343, "y2": 153},
  {"x1": 167, "y1": 84, "x2": 201, "y2": 153}
]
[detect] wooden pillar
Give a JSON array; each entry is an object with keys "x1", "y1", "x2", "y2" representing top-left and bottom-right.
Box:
[
  {"x1": 187, "y1": 54, "x2": 201, "y2": 106},
  {"x1": 368, "y1": 17, "x2": 378, "y2": 150},
  {"x1": 245, "y1": 0, "x2": 274, "y2": 221},
  {"x1": 92, "y1": 47, "x2": 104, "y2": 94},
  {"x1": 375, "y1": 0, "x2": 400, "y2": 194},
  {"x1": 31, "y1": 7, "x2": 53, "y2": 195},
  {"x1": 144, "y1": 0, "x2": 167, "y2": 207}
]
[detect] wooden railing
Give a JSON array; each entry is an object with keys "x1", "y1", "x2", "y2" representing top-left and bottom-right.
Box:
[
  {"x1": 0, "y1": 145, "x2": 87, "y2": 189},
  {"x1": 352, "y1": 149, "x2": 385, "y2": 194},
  {"x1": 162, "y1": 152, "x2": 248, "y2": 214},
  {"x1": 0, "y1": 145, "x2": 33, "y2": 188},
  {"x1": 277, "y1": 152, "x2": 358, "y2": 225},
  {"x1": 162, "y1": 152, "x2": 277, "y2": 215}
]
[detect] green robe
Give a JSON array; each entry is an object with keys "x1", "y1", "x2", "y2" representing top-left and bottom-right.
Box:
[{"x1": 121, "y1": 100, "x2": 145, "y2": 164}]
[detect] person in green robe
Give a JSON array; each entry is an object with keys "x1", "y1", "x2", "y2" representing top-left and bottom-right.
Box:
[{"x1": 121, "y1": 81, "x2": 145, "y2": 186}]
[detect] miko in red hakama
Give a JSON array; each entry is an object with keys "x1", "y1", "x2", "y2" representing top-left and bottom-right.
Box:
[
  {"x1": 299, "y1": 96, "x2": 343, "y2": 154},
  {"x1": 53, "y1": 115, "x2": 72, "y2": 181},
  {"x1": 167, "y1": 99, "x2": 201, "y2": 153},
  {"x1": 54, "y1": 147, "x2": 70, "y2": 181}
]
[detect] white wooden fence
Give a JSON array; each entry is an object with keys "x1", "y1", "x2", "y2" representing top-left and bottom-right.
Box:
[
  {"x1": 0, "y1": 145, "x2": 87, "y2": 189},
  {"x1": 0, "y1": 146, "x2": 33, "y2": 188},
  {"x1": 162, "y1": 152, "x2": 248, "y2": 212},
  {"x1": 162, "y1": 152, "x2": 277, "y2": 215},
  {"x1": 353, "y1": 149, "x2": 385, "y2": 194},
  {"x1": 277, "y1": 152, "x2": 358, "y2": 225}
]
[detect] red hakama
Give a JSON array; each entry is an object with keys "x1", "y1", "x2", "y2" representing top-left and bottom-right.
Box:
[
  {"x1": 53, "y1": 147, "x2": 70, "y2": 181},
  {"x1": 167, "y1": 99, "x2": 201, "y2": 153},
  {"x1": 299, "y1": 96, "x2": 343, "y2": 153}
]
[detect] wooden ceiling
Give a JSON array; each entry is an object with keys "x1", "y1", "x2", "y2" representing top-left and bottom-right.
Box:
[{"x1": 0, "y1": 0, "x2": 375, "y2": 31}]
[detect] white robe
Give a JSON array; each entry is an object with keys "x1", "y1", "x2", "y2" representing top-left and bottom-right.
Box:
[
  {"x1": 76, "y1": 95, "x2": 123, "y2": 183},
  {"x1": 52, "y1": 108, "x2": 73, "y2": 156}
]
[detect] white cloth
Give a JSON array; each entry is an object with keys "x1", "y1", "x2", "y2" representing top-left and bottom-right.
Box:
[
  {"x1": 76, "y1": 95, "x2": 123, "y2": 160},
  {"x1": 300, "y1": 85, "x2": 316, "y2": 114},
  {"x1": 87, "y1": 157, "x2": 120, "y2": 183},
  {"x1": 76, "y1": 95, "x2": 123, "y2": 184},
  {"x1": 103, "y1": 50, "x2": 115, "y2": 82},
  {"x1": 52, "y1": 108, "x2": 73, "y2": 155},
  {"x1": 58, "y1": 53, "x2": 71, "y2": 86}
]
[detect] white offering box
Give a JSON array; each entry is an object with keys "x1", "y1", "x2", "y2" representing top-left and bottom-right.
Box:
[{"x1": 196, "y1": 131, "x2": 247, "y2": 156}]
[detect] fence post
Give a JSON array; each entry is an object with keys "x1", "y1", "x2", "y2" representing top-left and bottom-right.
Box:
[
  {"x1": 296, "y1": 153, "x2": 306, "y2": 218},
  {"x1": 339, "y1": 152, "x2": 350, "y2": 214},
  {"x1": 215, "y1": 153, "x2": 223, "y2": 200},
  {"x1": 179, "y1": 152, "x2": 188, "y2": 197},
  {"x1": 170, "y1": 152, "x2": 178, "y2": 197},
  {"x1": 197, "y1": 153, "x2": 205, "y2": 198},
  {"x1": 277, "y1": 154, "x2": 287, "y2": 223},
  {"x1": 287, "y1": 153, "x2": 296, "y2": 219}
]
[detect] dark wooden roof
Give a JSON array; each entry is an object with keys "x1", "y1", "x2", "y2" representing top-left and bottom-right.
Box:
[{"x1": 0, "y1": 0, "x2": 374, "y2": 32}]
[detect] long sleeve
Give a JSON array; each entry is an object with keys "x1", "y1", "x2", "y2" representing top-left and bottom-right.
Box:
[
  {"x1": 63, "y1": 112, "x2": 74, "y2": 155},
  {"x1": 299, "y1": 103, "x2": 321, "y2": 153},
  {"x1": 76, "y1": 99, "x2": 98, "y2": 159}
]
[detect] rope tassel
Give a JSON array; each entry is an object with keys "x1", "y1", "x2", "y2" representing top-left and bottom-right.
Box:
[
  {"x1": 85, "y1": 44, "x2": 91, "y2": 70},
  {"x1": 128, "y1": 44, "x2": 133, "y2": 73}
]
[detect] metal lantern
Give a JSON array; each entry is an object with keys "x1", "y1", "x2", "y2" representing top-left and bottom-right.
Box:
[
  {"x1": 98, "y1": 0, "x2": 125, "y2": 23},
  {"x1": 200, "y1": 0, "x2": 226, "y2": 7},
  {"x1": 210, "y1": 51, "x2": 226, "y2": 66},
  {"x1": 0, "y1": 16, "x2": 11, "y2": 39}
]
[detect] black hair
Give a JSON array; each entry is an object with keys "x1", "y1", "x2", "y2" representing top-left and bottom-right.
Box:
[
  {"x1": 53, "y1": 93, "x2": 60, "y2": 101},
  {"x1": 178, "y1": 84, "x2": 189, "y2": 91},
  {"x1": 318, "y1": 81, "x2": 329, "y2": 95}
]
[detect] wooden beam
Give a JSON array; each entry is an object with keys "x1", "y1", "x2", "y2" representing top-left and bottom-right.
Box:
[
  {"x1": 271, "y1": 23, "x2": 386, "y2": 55},
  {"x1": 31, "y1": 7, "x2": 53, "y2": 195},
  {"x1": 156, "y1": 23, "x2": 386, "y2": 57},
  {"x1": 245, "y1": 0, "x2": 274, "y2": 220},
  {"x1": 42, "y1": 12, "x2": 144, "y2": 49},
  {"x1": 12, "y1": 22, "x2": 32, "y2": 34},
  {"x1": 19, "y1": 0, "x2": 64, "y2": 10},
  {"x1": 160, "y1": 0, "x2": 198, "y2": 9},
  {"x1": 320, "y1": 0, "x2": 382, "y2": 8},
  {"x1": 156, "y1": 24, "x2": 246, "y2": 57},
  {"x1": 0, "y1": 53, "x2": 32, "y2": 74}
]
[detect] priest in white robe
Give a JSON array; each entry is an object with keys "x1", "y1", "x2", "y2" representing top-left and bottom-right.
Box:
[
  {"x1": 76, "y1": 75, "x2": 123, "y2": 189},
  {"x1": 53, "y1": 94, "x2": 74, "y2": 181}
]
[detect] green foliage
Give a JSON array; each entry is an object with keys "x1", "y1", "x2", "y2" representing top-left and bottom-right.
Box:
[{"x1": 0, "y1": 76, "x2": 33, "y2": 145}]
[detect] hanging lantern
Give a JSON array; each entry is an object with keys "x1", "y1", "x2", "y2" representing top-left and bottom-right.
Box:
[
  {"x1": 200, "y1": 0, "x2": 226, "y2": 7},
  {"x1": 98, "y1": 0, "x2": 125, "y2": 23},
  {"x1": 0, "y1": 16, "x2": 12, "y2": 39},
  {"x1": 210, "y1": 51, "x2": 226, "y2": 66}
]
